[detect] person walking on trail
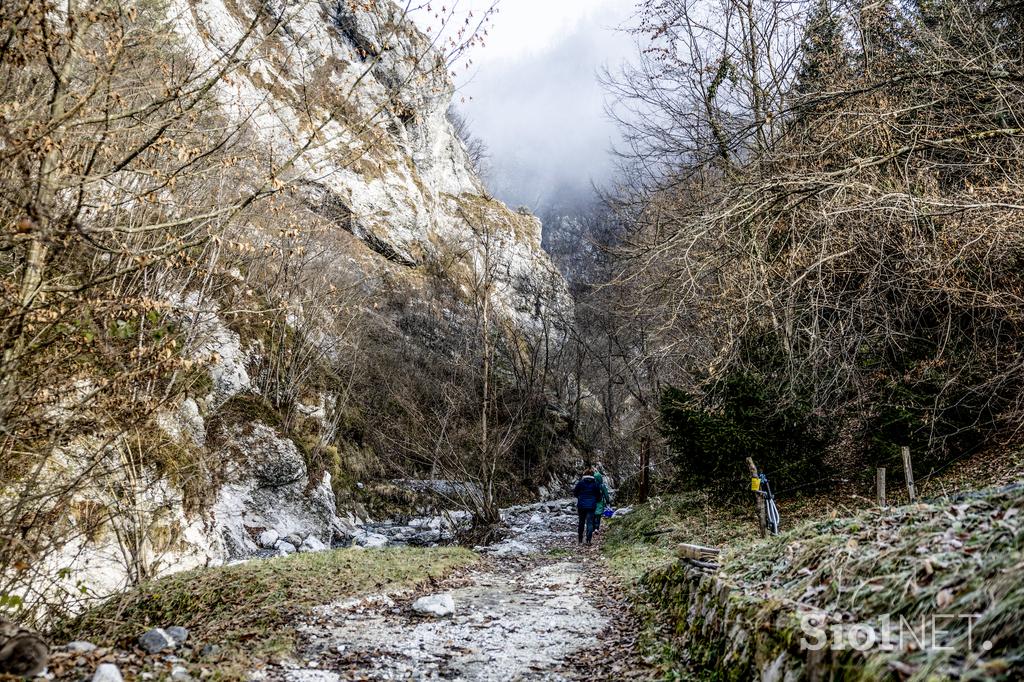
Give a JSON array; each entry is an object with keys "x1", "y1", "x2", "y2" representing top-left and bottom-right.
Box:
[
  {"x1": 593, "y1": 469, "x2": 611, "y2": 532},
  {"x1": 574, "y1": 468, "x2": 602, "y2": 545}
]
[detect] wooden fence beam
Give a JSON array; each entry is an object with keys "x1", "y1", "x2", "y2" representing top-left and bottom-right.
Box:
[
  {"x1": 876, "y1": 466, "x2": 886, "y2": 508},
  {"x1": 676, "y1": 543, "x2": 722, "y2": 561}
]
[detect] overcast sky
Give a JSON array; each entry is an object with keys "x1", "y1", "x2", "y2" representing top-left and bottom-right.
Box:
[{"x1": 414, "y1": 1, "x2": 638, "y2": 214}]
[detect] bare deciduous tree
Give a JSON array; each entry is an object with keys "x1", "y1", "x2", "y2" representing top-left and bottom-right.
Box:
[{"x1": 605, "y1": 0, "x2": 1024, "y2": 478}]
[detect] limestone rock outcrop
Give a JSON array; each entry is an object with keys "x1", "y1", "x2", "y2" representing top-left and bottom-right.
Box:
[{"x1": 22, "y1": 0, "x2": 570, "y2": 613}]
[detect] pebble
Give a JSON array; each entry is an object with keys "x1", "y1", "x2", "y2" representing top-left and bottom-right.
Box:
[
  {"x1": 66, "y1": 641, "x2": 98, "y2": 653},
  {"x1": 167, "y1": 626, "x2": 190, "y2": 644},
  {"x1": 92, "y1": 663, "x2": 124, "y2": 682},
  {"x1": 199, "y1": 644, "x2": 222, "y2": 658},
  {"x1": 171, "y1": 665, "x2": 192, "y2": 681},
  {"x1": 138, "y1": 628, "x2": 176, "y2": 654}
]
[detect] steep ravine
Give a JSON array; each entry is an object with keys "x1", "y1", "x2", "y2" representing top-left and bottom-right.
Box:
[{"x1": 29, "y1": 0, "x2": 574, "y2": 616}]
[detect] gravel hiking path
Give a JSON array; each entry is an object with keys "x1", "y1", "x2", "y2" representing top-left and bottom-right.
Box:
[{"x1": 255, "y1": 501, "x2": 653, "y2": 681}]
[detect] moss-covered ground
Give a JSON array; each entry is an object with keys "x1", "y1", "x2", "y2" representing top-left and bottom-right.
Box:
[
  {"x1": 600, "y1": 493, "x2": 764, "y2": 680},
  {"x1": 602, "y1": 448, "x2": 1024, "y2": 680}
]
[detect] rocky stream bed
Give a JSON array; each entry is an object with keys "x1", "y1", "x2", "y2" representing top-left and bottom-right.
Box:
[{"x1": 253, "y1": 500, "x2": 650, "y2": 681}]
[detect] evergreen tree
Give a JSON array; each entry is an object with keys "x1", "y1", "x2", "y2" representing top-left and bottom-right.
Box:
[
  {"x1": 854, "y1": 0, "x2": 914, "y2": 77},
  {"x1": 794, "y1": 0, "x2": 850, "y2": 97}
]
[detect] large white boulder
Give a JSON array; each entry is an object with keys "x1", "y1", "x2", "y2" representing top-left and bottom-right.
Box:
[
  {"x1": 258, "y1": 529, "x2": 280, "y2": 549},
  {"x1": 411, "y1": 593, "x2": 455, "y2": 617},
  {"x1": 210, "y1": 423, "x2": 340, "y2": 558},
  {"x1": 300, "y1": 536, "x2": 328, "y2": 553}
]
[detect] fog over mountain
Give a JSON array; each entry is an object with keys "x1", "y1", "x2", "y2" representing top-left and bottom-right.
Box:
[{"x1": 441, "y1": 2, "x2": 637, "y2": 220}]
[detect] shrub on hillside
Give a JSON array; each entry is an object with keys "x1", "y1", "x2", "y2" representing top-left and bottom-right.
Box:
[
  {"x1": 859, "y1": 335, "x2": 1009, "y2": 477},
  {"x1": 660, "y1": 369, "x2": 832, "y2": 497}
]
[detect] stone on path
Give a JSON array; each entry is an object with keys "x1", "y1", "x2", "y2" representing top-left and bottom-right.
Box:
[
  {"x1": 411, "y1": 593, "x2": 456, "y2": 617},
  {"x1": 92, "y1": 663, "x2": 124, "y2": 682},
  {"x1": 66, "y1": 641, "x2": 97, "y2": 653},
  {"x1": 138, "y1": 628, "x2": 176, "y2": 654}
]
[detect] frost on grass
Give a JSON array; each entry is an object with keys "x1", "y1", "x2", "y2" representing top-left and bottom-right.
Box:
[{"x1": 639, "y1": 484, "x2": 1024, "y2": 680}]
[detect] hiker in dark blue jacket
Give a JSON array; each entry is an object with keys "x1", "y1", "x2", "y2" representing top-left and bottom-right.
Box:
[{"x1": 574, "y1": 468, "x2": 602, "y2": 545}]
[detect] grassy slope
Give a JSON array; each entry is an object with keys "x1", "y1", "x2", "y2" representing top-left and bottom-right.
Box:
[
  {"x1": 718, "y1": 484, "x2": 1024, "y2": 679},
  {"x1": 603, "y1": 448, "x2": 1024, "y2": 680},
  {"x1": 52, "y1": 547, "x2": 477, "y2": 679},
  {"x1": 602, "y1": 490, "x2": 875, "y2": 583},
  {"x1": 602, "y1": 493, "x2": 757, "y2": 582}
]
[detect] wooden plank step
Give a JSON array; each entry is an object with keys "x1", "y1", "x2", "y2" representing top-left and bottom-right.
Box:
[{"x1": 676, "y1": 543, "x2": 721, "y2": 560}]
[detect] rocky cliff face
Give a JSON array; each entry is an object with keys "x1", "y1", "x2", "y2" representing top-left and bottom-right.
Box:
[
  {"x1": 33, "y1": 0, "x2": 569, "y2": 611},
  {"x1": 172, "y1": 0, "x2": 565, "y2": 324}
]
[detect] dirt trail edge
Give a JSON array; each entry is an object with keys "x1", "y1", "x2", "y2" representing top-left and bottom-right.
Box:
[{"x1": 255, "y1": 501, "x2": 652, "y2": 682}]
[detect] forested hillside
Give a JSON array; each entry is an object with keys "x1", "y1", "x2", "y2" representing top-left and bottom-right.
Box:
[
  {"x1": 598, "y1": 0, "x2": 1024, "y2": 496},
  {"x1": 0, "y1": 0, "x2": 592, "y2": 623}
]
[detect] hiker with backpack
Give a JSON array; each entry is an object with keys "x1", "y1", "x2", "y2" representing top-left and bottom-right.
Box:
[{"x1": 573, "y1": 467, "x2": 602, "y2": 545}]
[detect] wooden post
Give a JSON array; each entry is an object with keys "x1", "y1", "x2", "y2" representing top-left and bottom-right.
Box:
[
  {"x1": 901, "y1": 446, "x2": 916, "y2": 503},
  {"x1": 746, "y1": 457, "x2": 767, "y2": 538},
  {"x1": 639, "y1": 436, "x2": 651, "y2": 503},
  {"x1": 876, "y1": 467, "x2": 886, "y2": 508}
]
